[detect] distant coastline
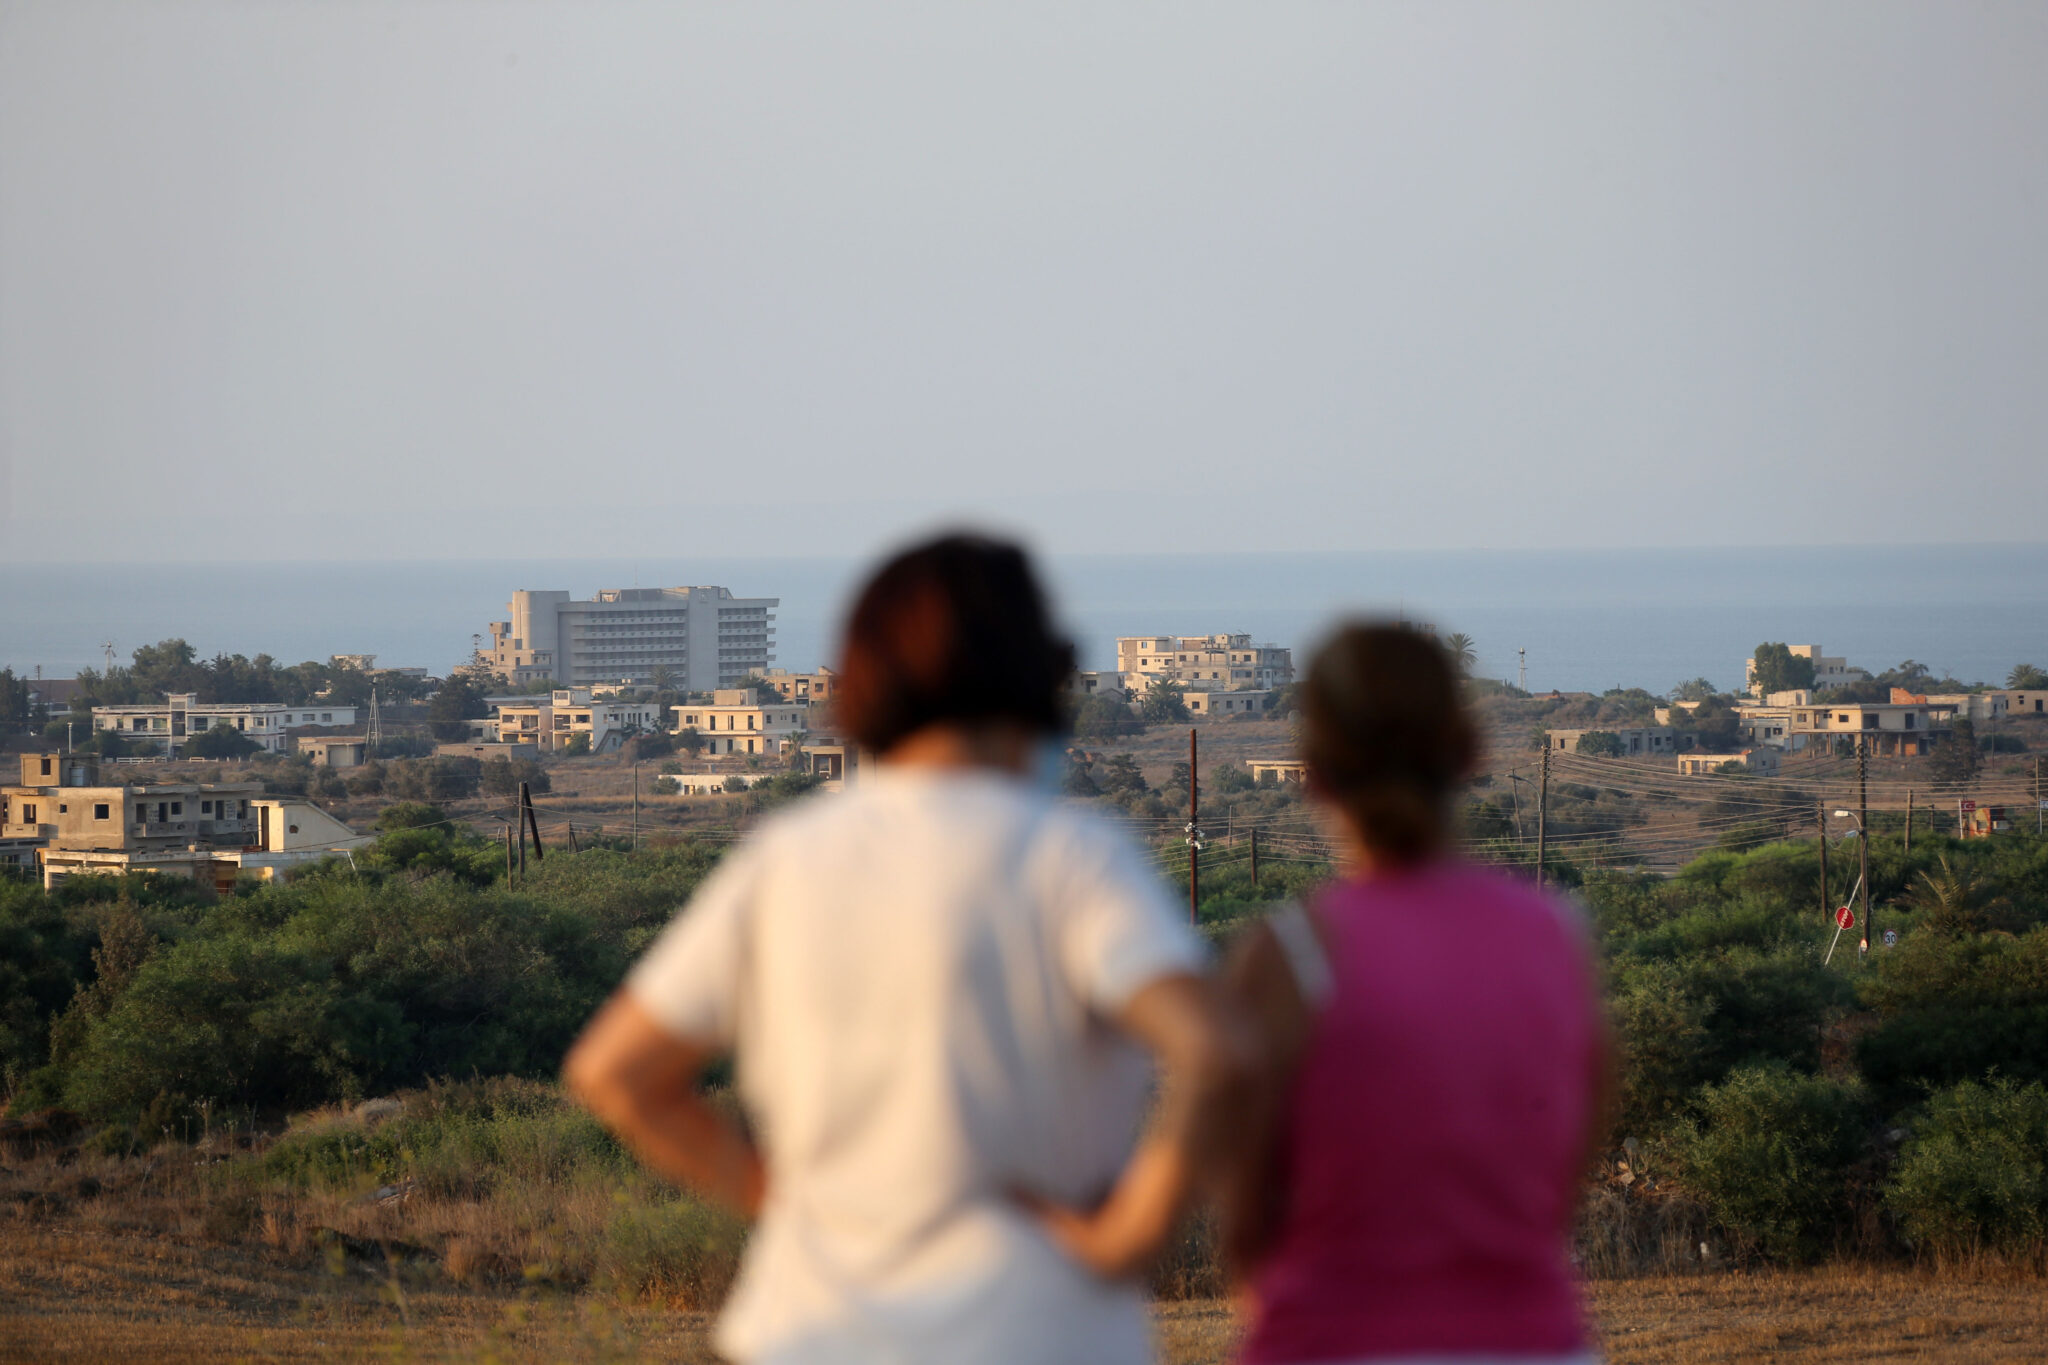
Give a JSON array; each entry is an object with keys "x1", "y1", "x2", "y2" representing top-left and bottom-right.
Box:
[{"x1": 8, "y1": 543, "x2": 2047, "y2": 695}]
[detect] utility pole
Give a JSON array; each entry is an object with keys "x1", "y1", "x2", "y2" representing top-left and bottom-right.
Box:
[
  {"x1": 1187, "y1": 728, "x2": 1200, "y2": 925},
  {"x1": 521, "y1": 781, "x2": 544, "y2": 863},
  {"x1": 1250, "y1": 827, "x2": 1259, "y2": 894},
  {"x1": 1536, "y1": 743, "x2": 1550, "y2": 886},
  {"x1": 1905, "y1": 789, "x2": 1913, "y2": 855},
  {"x1": 515, "y1": 800, "x2": 526, "y2": 878},
  {"x1": 1858, "y1": 739, "x2": 1871, "y2": 956},
  {"x1": 503, "y1": 824, "x2": 514, "y2": 883},
  {"x1": 633, "y1": 761, "x2": 641, "y2": 851},
  {"x1": 1818, "y1": 800, "x2": 1829, "y2": 922},
  {"x1": 2037, "y1": 757, "x2": 2043, "y2": 837}
]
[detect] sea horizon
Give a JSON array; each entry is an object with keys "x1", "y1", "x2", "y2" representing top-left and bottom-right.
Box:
[{"x1": 8, "y1": 542, "x2": 2047, "y2": 697}]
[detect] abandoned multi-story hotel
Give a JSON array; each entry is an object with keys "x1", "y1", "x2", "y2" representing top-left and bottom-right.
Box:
[{"x1": 484, "y1": 585, "x2": 778, "y2": 692}]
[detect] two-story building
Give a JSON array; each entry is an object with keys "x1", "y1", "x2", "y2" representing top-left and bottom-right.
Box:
[
  {"x1": 1745, "y1": 645, "x2": 1867, "y2": 695},
  {"x1": 1780, "y1": 701, "x2": 1952, "y2": 756},
  {"x1": 671, "y1": 690, "x2": 811, "y2": 757},
  {"x1": 1117, "y1": 634, "x2": 1293, "y2": 694},
  {"x1": 494, "y1": 689, "x2": 662, "y2": 753},
  {"x1": 92, "y1": 694, "x2": 358, "y2": 755},
  {"x1": 0, "y1": 752, "x2": 364, "y2": 889},
  {"x1": 750, "y1": 667, "x2": 840, "y2": 705}
]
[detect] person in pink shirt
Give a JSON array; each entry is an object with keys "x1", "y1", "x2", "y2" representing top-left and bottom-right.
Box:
[{"x1": 1219, "y1": 623, "x2": 1611, "y2": 1365}]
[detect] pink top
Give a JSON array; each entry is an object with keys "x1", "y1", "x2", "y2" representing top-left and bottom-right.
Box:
[{"x1": 1240, "y1": 864, "x2": 1600, "y2": 1364}]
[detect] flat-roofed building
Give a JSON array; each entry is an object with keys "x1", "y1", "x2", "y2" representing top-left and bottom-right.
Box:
[
  {"x1": 672, "y1": 689, "x2": 811, "y2": 757},
  {"x1": 1117, "y1": 634, "x2": 1293, "y2": 694},
  {"x1": 494, "y1": 689, "x2": 662, "y2": 754},
  {"x1": 1745, "y1": 645, "x2": 1867, "y2": 694},
  {"x1": 297, "y1": 736, "x2": 369, "y2": 768},
  {"x1": 1249, "y1": 758, "x2": 1309, "y2": 784},
  {"x1": 1678, "y1": 748, "x2": 1781, "y2": 776},
  {"x1": 1779, "y1": 701, "x2": 1952, "y2": 756},
  {"x1": 2, "y1": 753, "x2": 262, "y2": 851},
  {"x1": 1546, "y1": 727, "x2": 1681, "y2": 756},
  {"x1": 485, "y1": 585, "x2": 778, "y2": 691},
  {"x1": 91, "y1": 693, "x2": 357, "y2": 755},
  {"x1": 1184, "y1": 688, "x2": 1271, "y2": 716},
  {"x1": 751, "y1": 667, "x2": 840, "y2": 704}
]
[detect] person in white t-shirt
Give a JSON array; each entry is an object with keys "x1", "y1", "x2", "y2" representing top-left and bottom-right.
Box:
[{"x1": 565, "y1": 534, "x2": 1245, "y2": 1365}]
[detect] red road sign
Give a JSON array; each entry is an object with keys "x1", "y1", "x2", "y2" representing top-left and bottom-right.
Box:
[
  {"x1": 1836, "y1": 905, "x2": 1856, "y2": 929},
  {"x1": 1960, "y1": 800, "x2": 1978, "y2": 812}
]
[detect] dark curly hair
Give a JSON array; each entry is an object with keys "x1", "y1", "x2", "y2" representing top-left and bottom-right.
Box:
[{"x1": 835, "y1": 533, "x2": 1075, "y2": 756}]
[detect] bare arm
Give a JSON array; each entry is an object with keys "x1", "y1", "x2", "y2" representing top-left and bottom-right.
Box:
[
  {"x1": 1027, "y1": 972, "x2": 1252, "y2": 1280},
  {"x1": 562, "y1": 993, "x2": 765, "y2": 1219}
]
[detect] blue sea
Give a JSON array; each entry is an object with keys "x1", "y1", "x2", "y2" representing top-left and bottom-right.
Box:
[{"x1": 5, "y1": 545, "x2": 2046, "y2": 696}]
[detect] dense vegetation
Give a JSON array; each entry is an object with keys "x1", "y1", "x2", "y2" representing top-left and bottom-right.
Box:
[{"x1": 4, "y1": 801, "x2": 2047, "y2": 1270}]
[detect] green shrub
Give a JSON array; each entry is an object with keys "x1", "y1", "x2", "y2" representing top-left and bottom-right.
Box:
[
  {"x1": 1673, "y1": 1064, "x2": 1867, "y2": 1263},
  {"x1": 1857, "y1": 928, "x2": 2048, "y2": 1112},
  {"x1": 1885, "y1": 1079, "x2": 2048, "y2": 1263}
]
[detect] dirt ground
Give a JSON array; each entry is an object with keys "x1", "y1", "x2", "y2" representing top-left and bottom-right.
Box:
[{"x1": 6, "y1": 1221, "x2": 2046, "y2": 1363}]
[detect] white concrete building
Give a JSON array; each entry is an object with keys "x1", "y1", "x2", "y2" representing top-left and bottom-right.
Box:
[
  {"x1": 486, "y1": 585, "x2": 778, "y2": 690},
  {"x1": 92, "y1": 693, "x2": 357, "y2": 755}
]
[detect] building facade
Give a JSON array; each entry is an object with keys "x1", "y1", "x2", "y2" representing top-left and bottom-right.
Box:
[
  {"x1": 1183, "y1": 688, "x2": 1272, "y2": 716},
  {"x1": 485, "y1": 585, "x2": 778, "y2": 691},
  {"x1": 1116, "y1": 634, "x2": 1293, "y2": 694},
  {"x1": 91, "y1": 694, "x2": 357, "y2": 755},
  {"x1": 672, "y1": 690, "x2": 811, "y2": 757},
  {"x1": 493, "y1": 689, "x2": 663, "y2": 753},
  {"x1": 1546, "y1": 727, "x2": 1681, "y2": 756},
  {"x1": 1745, "y1": 645, "x2": 1867, "y2": 694}
]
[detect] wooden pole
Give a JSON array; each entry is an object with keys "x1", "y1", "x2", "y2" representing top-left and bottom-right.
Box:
[
  {"x1": 503, "y1": 824, "x2": 514, "y2": 883},
  {"x1": 1188, "y1": 728, "x2": 1199, "y2": 925},
  {"x1": 1250, "y1": 827, "x2": 1259, "y2": 894},
  {"x1": 521, "y1": 781, "x2": 544, "y2": 862},
  {"x1": 1858, "y1": 739, "x2": 1871, "y2": 955},
  {"x1": 1536, "y1": 743, "x2": 1550, "y2": 886},
  {"x1": 1818, "y1": 800, "x2": 1829, "y2": 922},
  {"x1": 1904, "y1": 788, "x2": 1913, "y2": 855},
  {"x1": 633, "y1": 761, "x2": 641, "y2": 851}
]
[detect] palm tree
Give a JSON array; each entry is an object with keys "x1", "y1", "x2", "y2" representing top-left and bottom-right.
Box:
[
  {"x1": 2007, "y1": 663, "x2": 2048, "y2": 689},
  {"x1": 1914, "y1": 855, "x2": 2002, "y2": 938},
  {"x1": 1443, "y1": 633, "x2": 1477, "y2": 677}
]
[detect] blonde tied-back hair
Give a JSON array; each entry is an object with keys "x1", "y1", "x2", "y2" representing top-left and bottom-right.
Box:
[{"x1": 1301, "y1": 623, "x2": 1477, "y2": 865}]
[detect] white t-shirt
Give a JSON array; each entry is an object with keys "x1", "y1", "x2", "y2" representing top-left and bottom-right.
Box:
[{"x1": 626, "y1": 765, "x2": 1207, "y2": 1365}]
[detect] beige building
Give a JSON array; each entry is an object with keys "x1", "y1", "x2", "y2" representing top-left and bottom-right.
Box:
[
  {"x1": 1248, "y1": 758, "x2": 1309, "y2": 784},
  {"x1": 2, "y1": 753, "x2": 261, "y2": 849},
  {"x1": 1677, "y1": 749, "x2": 1781, "y2": 777},
  {"x1": 92, "y1": 693, "x2": 357, "y2": 755},
  {"x1": 1116, "y1": 634, "x2": 1293, "y2": 694},
  {"x1": 297, "y1": 735, "x2": 369, "y2": 768},
  {"x1": 1745, "y1": 645, "x2": 1867, "y2": 695},
  {"x1": 494, "y1": 689, "x2": 663, "y2": 753},
  {"x1": 672, "y1": 690, "x2": 811, "y2": 758},
  {"x1": 485, "y1": 585, "x2": 778, "y2": 690},
  {"x1": 1753, "y1": 701, "x2": 1953, "y2": 756},
  {"x1": 1546, "y1": 727, "x2": 1681, "y2": 756},
  {"x1": 1183, "y1": 688, "x2": 1272, "y2": 716},
  {"x1": 751, "y1": 667, "x2": 840, "y2": 704},
  {"x1": 2, "y1": 753, "x2": 365, "y2": 889}
]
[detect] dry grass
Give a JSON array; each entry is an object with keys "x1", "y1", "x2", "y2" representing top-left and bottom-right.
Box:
[{"x1": 9, "y1": 1191, "x2": 2048, "y2": 1365}]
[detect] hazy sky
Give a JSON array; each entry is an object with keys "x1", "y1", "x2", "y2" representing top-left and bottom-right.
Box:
[{"x1": 3, "y1": 2, "x2": 2044, "y2": 563}]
